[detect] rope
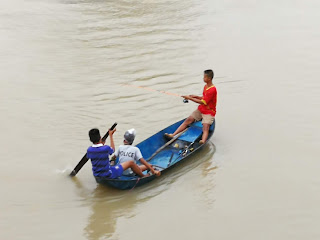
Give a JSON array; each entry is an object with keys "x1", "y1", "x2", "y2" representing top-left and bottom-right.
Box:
[{"x1": 130, "y1": 177, "x2": 141, "y2": 191}]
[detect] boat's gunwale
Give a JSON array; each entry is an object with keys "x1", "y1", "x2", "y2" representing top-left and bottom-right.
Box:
[{"x1": 95, "y1": 119, "x2": 215, "y2": 189}]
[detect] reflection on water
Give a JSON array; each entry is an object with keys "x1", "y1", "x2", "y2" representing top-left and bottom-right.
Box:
[
  {"x1": 199, "y1": 143, "x2": 218, "y2": 208},
  {"x1": 84, "y1": 186, "x2": 140, "y2": 240},
  {"x1": 72, "y1": 142, "x2": 216, "y2": 239},
  {"x1": 73, "y1": 180, "x2": 167, "y2": 239},
  {"x1": 72, "y1": 179, "x2": 132, "y2": 239}
]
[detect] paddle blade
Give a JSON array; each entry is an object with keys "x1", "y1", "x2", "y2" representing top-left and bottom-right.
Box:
[{"x1": 69, "y1": 153, "x2": 89, "y2": 177}]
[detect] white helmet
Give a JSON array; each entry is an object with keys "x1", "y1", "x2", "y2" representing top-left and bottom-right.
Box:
[{"x1": 124, "y1": 128, "x2": 136, "y2": 144}]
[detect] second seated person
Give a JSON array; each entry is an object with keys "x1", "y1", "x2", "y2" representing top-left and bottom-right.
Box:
[{"x1": 114, "y1": 129, "x2": 161, "y2": 177}]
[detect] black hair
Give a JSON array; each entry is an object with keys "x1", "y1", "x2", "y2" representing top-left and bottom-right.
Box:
[
  {"x1": 204, "y1": 69, "x2": 214, "y2": 79},
  {"x1": 89, "y1": 128, "x2": 101, "y2": 144}
]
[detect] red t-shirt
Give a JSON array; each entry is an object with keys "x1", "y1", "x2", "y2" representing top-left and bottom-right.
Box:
[{"x1": 198, "y1": 85, "x2": 217, "y2": 116}]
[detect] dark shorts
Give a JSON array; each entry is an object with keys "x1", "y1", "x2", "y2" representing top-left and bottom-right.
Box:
[{"x1": 109, "y1": 165, "x2": 124, "y2": 179}]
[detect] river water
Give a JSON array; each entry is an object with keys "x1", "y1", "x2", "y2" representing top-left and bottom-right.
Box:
[{"x1": 1, "y1": 0, "x2": 319, "y2": 239}]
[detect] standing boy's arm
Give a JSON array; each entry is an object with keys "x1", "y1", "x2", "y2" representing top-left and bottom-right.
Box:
[
  {"x1": 182, "y1": 95, "x2": 204, "y2": 105},
  {"x1": 189, "y1": 95, "x2": 202, "y2": 99}
]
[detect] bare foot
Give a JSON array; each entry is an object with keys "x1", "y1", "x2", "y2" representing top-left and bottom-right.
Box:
[{"x1": 164, "y1": 133, "x2": 174, "y2": 139}]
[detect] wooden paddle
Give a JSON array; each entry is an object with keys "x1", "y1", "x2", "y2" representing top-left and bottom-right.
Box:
[
  {"x1": 70, "y1": 122, "x2": 117, "y2": 177},
  {"x1": 146, "y1": 128, "x2": 188, "y2": 162}
]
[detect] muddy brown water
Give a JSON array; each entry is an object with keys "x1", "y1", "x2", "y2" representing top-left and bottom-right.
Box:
[{"x1": 1, "y1": 0, "x2": 319, "y2": 239}]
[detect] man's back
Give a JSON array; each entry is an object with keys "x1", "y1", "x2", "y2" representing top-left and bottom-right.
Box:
[
  {"x1": 198, "y1": 85, "x2": 217, "y2": 116},
  {"x1": 87, "y1": 145, "x2": 114, "y2": 177},
  {"x1": 115, "y1": 145, "x2": 143, "y2": 175}
]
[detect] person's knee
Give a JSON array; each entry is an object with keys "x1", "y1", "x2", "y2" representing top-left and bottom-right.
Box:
[
  {"x1": 127, "y1": 160, "x2": 135, "y2": 166},
  {"x1": 121, "y1": 160, "x2": 135, "y2": 169},
  {"x1": 186, "y1": 116, "x2": 194, "y2": 124}
]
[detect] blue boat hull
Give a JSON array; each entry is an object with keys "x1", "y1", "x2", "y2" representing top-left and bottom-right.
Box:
[{"x1": 95, "y1": 119, "x2": 215, "y2": 190}]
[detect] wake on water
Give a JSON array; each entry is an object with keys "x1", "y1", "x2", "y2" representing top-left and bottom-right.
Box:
[{"x1": 54, "y1": 165, "x2": 74, "y2": 176}]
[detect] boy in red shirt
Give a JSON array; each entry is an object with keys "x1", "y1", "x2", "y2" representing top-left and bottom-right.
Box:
[{"x1": 165, "y1": 69, "x2": 217, "y2": 144}]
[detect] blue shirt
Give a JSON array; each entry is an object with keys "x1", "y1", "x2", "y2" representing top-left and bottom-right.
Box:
[{"x1": 87, "y1": 144, "x2": 114, "y2": 177}]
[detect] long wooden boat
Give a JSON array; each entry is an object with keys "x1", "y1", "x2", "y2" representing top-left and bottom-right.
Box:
[{"x1": 95, "y1": 119, "x2": 215, "y2": 190}]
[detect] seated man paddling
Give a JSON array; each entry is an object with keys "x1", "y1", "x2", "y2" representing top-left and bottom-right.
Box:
[
  {"x1": 113, "y1": 129, "x2": 161, "y2": 177},
  {"x1": 87, "y1": 128, "x2": 148, "y2": 179},
  {"x1": 165, "y1": 69, "x2": 217, "y2": 144}
]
